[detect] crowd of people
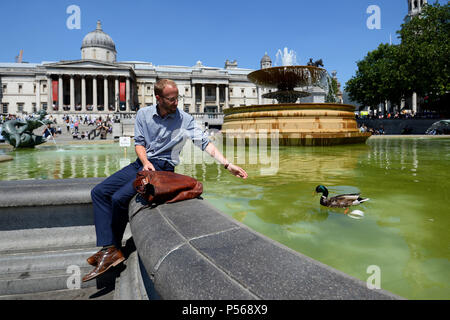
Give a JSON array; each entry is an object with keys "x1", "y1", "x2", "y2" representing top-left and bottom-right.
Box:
[
  {"x1": 356, "y1": 110, "x2": 442, "y2": 120},
  {"x1": 1, "y1": 113, "x2": 113, "y2": 141},
  {"x1": 62, "y1": 115, "x2": 113, "y2": 140},
  {"x1": 359, "y1": 124, "x2": 385, "y2": 135}
]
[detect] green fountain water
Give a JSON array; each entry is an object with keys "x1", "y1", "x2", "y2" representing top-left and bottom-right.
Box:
[{"x1": 0, "y1": 137, "x2": 449, "y2": 299}]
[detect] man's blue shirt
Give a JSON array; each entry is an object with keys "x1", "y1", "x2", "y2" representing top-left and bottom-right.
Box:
[{"x1": 134, "y1": 105, "x2": 210, "y2": 166}]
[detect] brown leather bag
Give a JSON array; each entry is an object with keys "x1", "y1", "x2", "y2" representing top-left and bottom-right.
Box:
[{"x1": 133, "y1": 170, "x2": 203, "y2": 205}]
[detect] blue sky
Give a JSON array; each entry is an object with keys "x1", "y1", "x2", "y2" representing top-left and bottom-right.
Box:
[{"x1": 0, "y1": 0, "x2": 446, "y2": 88}]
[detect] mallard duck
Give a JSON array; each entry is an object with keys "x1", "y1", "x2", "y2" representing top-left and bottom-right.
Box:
[{"x1": 315, "y1": 185, "x2": 369, "y2": 214}]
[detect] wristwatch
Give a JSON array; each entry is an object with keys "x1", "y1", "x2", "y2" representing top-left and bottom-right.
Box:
[{"x1": 224, "y1": 162, "x2": 231, "y2": 169}]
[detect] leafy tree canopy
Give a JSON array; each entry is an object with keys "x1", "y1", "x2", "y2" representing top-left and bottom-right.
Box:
[{"x1": 345, "y1": 1, "x2": 449, "y2": 111}]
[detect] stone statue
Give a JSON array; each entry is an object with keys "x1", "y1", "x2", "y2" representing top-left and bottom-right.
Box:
[
  {"x1": 1, "y1": 110, "x2": 53, "y2": 148},
  {"x1": 307, "y1": 58, "x2": 324, "y2": 68},
  {"x1": 314, "y1": 59, "x2": 324, "y2": 67}
]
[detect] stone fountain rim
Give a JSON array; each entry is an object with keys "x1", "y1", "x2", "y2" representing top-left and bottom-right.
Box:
[{"x1": 223, "y1": 103, "x2": 356, "y2": 115}]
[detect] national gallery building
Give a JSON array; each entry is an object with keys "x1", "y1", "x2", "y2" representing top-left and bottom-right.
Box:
[{"x1": 0, "y1": 21, "x2": 274, "y2": 126}]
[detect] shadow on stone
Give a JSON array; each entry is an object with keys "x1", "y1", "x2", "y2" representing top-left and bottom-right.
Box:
[{"x1": 122, "y1": 237, "x2": 137, "y2": 260}]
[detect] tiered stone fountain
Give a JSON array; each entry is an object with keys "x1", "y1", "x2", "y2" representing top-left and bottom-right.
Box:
[{"x1": 222, "y1": 63, "x2": 370, "y2": 146}]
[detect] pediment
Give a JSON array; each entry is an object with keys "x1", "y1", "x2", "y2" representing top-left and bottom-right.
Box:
[{"x1": 44, "y1": 59, "x2": 126, "y2": 70}]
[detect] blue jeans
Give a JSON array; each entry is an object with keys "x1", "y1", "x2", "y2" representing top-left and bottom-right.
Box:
[{"x1": 91, "y1": 158, "x2": 174, "y2": 247}]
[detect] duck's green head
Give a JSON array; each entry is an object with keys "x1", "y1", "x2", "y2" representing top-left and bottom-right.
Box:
[{"x1": 315, "y1": 185, "x2": 328, "y2": 197}]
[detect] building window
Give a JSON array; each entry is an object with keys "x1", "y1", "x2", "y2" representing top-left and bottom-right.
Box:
[
  {"x1": 17, "y1": 103, "x2": 24, "y2": 113},
  {"x1": 33, "y1": 84, "x2": 36, "y2": 94},
  {"x1": 147, "y1": 86, "x2": 152, "y2": 94},
  {"x1": 43, "y1": 84, "x2": 47, "y2": 93},
  {"x1": 184, "y1": 105, "x2": 190, "y2": 113},
  {"x1": 2, "y1": 84, "x2": 7, "y2": 94},
  {"x1": 2, "y1": 103, "x2": 8, "y2": 114},
  {"x1": 32, "y1": 103, "x2": 37, "y2": 113},
  {"x1": 18, "y1": 84, "x2": 23, "y2": 94},
  {"x1": 196, "y1": 105, "x2": 200, "y2": 113},
  {"x1": 185, "y1": 87, "x2": 189, "y2": 94}
]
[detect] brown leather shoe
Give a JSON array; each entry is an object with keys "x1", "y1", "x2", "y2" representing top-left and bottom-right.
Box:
[
  {"x1": 86, "y1": 250, "x2": 104, "y2": 266},
  {"x1": 82, "y1": 246, "x2": 125, "y2": 282}
]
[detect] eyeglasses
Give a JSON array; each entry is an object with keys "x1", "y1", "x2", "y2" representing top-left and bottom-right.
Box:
[{"x1": 160, "y1": 95, "x2": 182, "y2": 103}]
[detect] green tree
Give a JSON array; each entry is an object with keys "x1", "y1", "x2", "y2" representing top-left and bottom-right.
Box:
[
  {"x1": 345, "y1": 1, "x2": 449, "y2": 112},
  {"x1": 345, "y1": 43, "x2": 403, "y2": 108},
  {"x1": 397, "y1": 1, "x2": 450, "y2": 109}
]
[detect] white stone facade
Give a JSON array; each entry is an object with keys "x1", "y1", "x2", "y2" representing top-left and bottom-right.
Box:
[{"x1": 0, "y1": 21, "x2": 274, "y2": 126}]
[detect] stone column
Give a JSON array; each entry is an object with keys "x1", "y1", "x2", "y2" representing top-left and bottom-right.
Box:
[
  {"x1": 201, "y1": 84, "x2": 205, "y2": 113},
  {"x1": 36, "y1": 80, "x2": 41, "y2": 110},
  {"x1": 104, "y1": 76, "x2": 109, "y2": 111},
  {"x1": 81, "y1": 76, "x2": 86, "y2": 112},
  {"x1": 257, "y1": 86, "x2": 261, "y2": 105},
  {"x1": 192, "y1": 84, "x2": 196, "y2": 113},
  {"x1": 115, "y1": 77, "x2": 119, "y2": 111},
  {"x1": 47, "y1": 76, "x2": 52, "y2": 110},
  {"x1": 93, "y1": 76, "x2": 97, "y2": 110},
  {"x1": 70, "y1": 75, "x2": 75, "y2": 110},
  {"x1": 141, "y1": 82, "x2": 146, "y2": 108},
  {"x1": 225, "y1": 84, "x2": 229, "y2": 109},
  {"x1": 412, "y1": 92, "x2": 417, "y2": 114},
  {"x1": 58, "y1": 76, "x2": 63, "y2": 110},
  {"x1": 216, "y1": 85, "x2": 220, "y2": 112},
  {"x1": 126, "y1": 77, "x2": 130, "y2": 111}
]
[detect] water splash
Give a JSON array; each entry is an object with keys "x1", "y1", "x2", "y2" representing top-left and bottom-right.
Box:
[{"x1": 275, "y1": 47, "x2": 298, "y2": 66}]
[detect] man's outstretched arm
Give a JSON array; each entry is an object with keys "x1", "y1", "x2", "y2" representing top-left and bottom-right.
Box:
[{"x1": 204, "y1": 142, "x2": 248, "y2": 179}]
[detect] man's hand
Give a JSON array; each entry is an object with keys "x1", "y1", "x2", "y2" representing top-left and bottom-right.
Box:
[
  {"x1": 226, "y1": 163, "x2": 248, "y2": 179},
  {"x1": 135, "y1": 145, "x2": 155, "y2": 171},
  {"x1": 204, "y1": 143, "x2": 249, "y2": 179},
  {"x1": 142, "y1": 160, "x2": 155, "y2": 171}
]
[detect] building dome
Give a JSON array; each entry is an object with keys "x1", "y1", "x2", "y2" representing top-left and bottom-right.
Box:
[
  {"x1": 261, "y1": 52, "x2": 272, "y2": 64},
  {"x1": 260, "y1": 52, "x2": 272, "y2": 69},
  {"x1": 81, "y1": 21, "x2": 117, "y2": 62},
  {"x1": 82, "y1": 21, "x2": 116, "y2": 52}
]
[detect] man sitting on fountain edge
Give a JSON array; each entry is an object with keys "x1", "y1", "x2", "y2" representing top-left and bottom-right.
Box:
[{"x1": 82, "y1": 79, "x2": 248, "y2": 282}]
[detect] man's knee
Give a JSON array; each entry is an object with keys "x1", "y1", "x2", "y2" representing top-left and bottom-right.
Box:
[
  {"x1": 91, "y1": 184, "x2": 106, "y2": 200},
  {"x1": 111, "y1": 193, "x2": 131, "y2": 210}
]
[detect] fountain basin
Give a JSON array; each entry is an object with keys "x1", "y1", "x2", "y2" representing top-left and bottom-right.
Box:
[
  {"x1": 0, "y1": 155, "x2": 13, "y2": 162},
  {"x1": 222, "y1": 103, "x2": 371, "y2": 146}
]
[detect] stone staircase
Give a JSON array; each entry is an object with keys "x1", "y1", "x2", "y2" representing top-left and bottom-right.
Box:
[
  {"x1": 0, "y1": 226, "x2": 98, "y2": 298},
  {"x1": 0, "y1": 178, "x2": 131, "y2": 300}
]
